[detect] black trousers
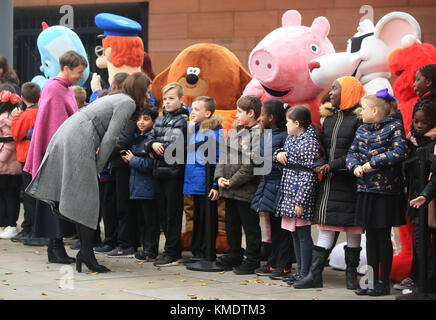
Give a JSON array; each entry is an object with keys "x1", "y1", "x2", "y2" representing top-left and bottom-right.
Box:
[
  {"x1": 0, "y1": 175, "x2": 21, "y2": 227},
  {"x1": 157, "y1": 177, "x2": 184, "y2": 259},
  {"x1": 112, "y1": 167, "x2": 139, "y2": 249},
  {"x1": 191, "y1": 194, "x2": 218, "y2": 260},
  {"x1": 366, "y1": 228, "x2": 393, "y2": 284},
  {"x1": 99, "y1": 179, "x2": 118, "y2": 247},
  {"x1": 224, "y1": 198, "x2": 261, "y2": 264},
  {"x1": 136, "y1": 199, "x2": 160, "y2": 257},
  {"x1": 267, "y1": 214, "x2": 294, "y2": 269},
  {"x1": 20, "y1": 164, "x2": 36, "y2": 233}
]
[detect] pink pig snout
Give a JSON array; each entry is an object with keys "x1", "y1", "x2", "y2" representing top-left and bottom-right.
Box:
[{"x1": 249, "y1": 49, "x2": 278, "y2": 83}]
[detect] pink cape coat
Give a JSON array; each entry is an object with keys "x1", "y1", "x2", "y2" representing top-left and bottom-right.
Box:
[{"x1": 23, "y1": 77, "x2": 78, "y2": 177}]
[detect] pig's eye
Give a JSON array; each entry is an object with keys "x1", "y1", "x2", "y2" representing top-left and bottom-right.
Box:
[{"x1": 310, "y1": 44, "x2": 320, "y2": 54}]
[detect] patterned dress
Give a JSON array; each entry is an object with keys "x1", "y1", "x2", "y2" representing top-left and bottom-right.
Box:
[{"x1": 274, "y1": 125, "x2": 320, "y2": 231}]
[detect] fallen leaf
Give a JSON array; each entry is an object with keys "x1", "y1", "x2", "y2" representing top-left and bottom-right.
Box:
[
  {"x1": 86, "y1": 272, "x2": 99, "y2": 275},
  {"x1": 312, "y1": 297, "x2": 319, "y2": 300},
  {"x1": 24, "y1": 258, "x2": 31, "y2": 261},
  {"x1": 100, "y1": 292, "x2": 105, "y2": 295},
  {"x1": 46, "y1": 262, "x2": 51, "y2": 264},
  {"x1": 125, "y1": 269, "x2": 132, "y2": 272},
  {"x1": 255, "y1": 280, "x2": 264, "y2": 284},
  {"x1": 240, "y1": 281, "x2": 248, "y2": 285},
  {"x1": 248, "y1": 280, "x2": 252, "y2": 283},
  {"x1": 201, "y1": 283, "x2": 207, "y2": 286},
  {"x1": 1, "y1": 248, "x2": 7, "y2": 251},
  {"x1": 41, "y1": 292, "x2": 47, "y2": 296},
  {"x1": 316, "y1": 289, "x2": 322, "y2": 292},
  {"x1": 5, "y1": 273, "x2": 12, "y2": 275},
  {"x1": 271, "y1": 282, "x2": 277, "y2": 285},
  {"x1": 159, "y1": 278, "x2": 164, "y2": 280},
  {"x1": 199, "y1": 279, "x2": 205, "y2": 282},
  {"x1": 187, "y1": 293, "x2": 197, "y2": 297},
  {"x1": 120, "y1": 289, "x2": 128, "y2": 292},
  {"x1": 148, "y1": 281, "x2": 154, "y2": 284},
  {"x1": 25, "y1": 270, "x2": 30, "y2": 274},
  {"x1": 174, "y1": 272, "x2": 180, "y2": 275},
  {"x1": 34, "y1": 251, "x2": 40, "y2": 255},
  {"x1": 190, "y1": 296, "x2": 197, "y2": 299},
  {"x1": 135, "y1": 261, "x2": 143, "y2": 265},
  {"x1": 179, "y1": 279, "x2": 187, "y2": 282},
  {"x1": 210, "y1": 278, "x2": 217, "y2": 281}
]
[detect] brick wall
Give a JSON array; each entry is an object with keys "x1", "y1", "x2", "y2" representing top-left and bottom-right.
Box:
[{"x1": 14, "y1": 0, "x2": 436, "y2": 74}]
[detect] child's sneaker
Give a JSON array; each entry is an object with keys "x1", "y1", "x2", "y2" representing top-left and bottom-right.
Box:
[
  {"x1": 134, "y1": 251, "x2": 156, "y2": 262},
  {"x1": 393, "y1": 277, "x2": 415, "y2": 291},
  {"x1": 0, "y1": 226, "x2": 18, "y2": 240},
  {"x1": 153, "y1": 254, "x2": 179, "y2": 267},
  {"x1": 107, "y1": 246, "x2": 135, "y2": 258},
  {"x1": 94, "y1": 243, "x2": 115, "y2": 253},
  {"x1": 269, "y1": 267, "x2": 291, "y2": 280},
  {"x1": 255, "y1": 265, "x2": 275, "y2": 276},
  {"x1": 233, "y1": 261, "x2": 259, "y2": 275}
]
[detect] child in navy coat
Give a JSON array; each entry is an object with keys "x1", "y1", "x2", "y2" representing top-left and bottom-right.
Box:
[
  {"x1": 346, "y1": 89, "x2": 408, "y2": 296},
  {"x1": 122, "y1": 106, "x2": 159, "y2": 261}
]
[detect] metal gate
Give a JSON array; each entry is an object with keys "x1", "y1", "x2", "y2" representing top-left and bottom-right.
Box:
[{"x1": 13, "y1": 2, "x2": 148, "y2": 94}]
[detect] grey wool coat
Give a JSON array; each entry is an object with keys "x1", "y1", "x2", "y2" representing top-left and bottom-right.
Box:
[{"x1": 26, "y1": 93, "x2": 136, "y2": 229}]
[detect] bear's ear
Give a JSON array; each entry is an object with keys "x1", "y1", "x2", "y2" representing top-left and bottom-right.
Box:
[
  {"x1": 282, "y1": 10, "x2": 301, "y2": 27},
  {"x1": 311, "y1": 16, "x2": 330, "y2": 39},
  {"x1": 151, "y1": 65, "x2": 171, "y2": 106},
  {"x1": 374, "y1": 12, "x2": 421, "y2": 53}
]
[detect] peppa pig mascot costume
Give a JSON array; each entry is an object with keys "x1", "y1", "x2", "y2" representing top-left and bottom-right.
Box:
[
  {"x1": 388, "y1": 39, "x2": 436, "y2": 284},
  {"x1": 243, "y1": 10, "x2": 335, "y2": 126}
]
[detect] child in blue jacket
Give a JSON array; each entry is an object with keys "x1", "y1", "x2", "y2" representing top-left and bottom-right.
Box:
[
  {"x1": 122, "y1": 106, "x2": 159, "y2": 261},
  {"x1": 346, "y1": 89, "x2": 408, "y2": 296},
  {"x1": 183, "y1": 96, "x2": 223, "y2": 261}
]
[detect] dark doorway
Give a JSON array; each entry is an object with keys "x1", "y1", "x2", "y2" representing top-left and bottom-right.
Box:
[{"x1": 13, "y1": 2, "x2": 148, "y2": 95}]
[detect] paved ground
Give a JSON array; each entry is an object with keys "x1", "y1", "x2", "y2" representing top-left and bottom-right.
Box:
[{"x1": 0, "y1": 209, "x2": 404, "y2": 301}]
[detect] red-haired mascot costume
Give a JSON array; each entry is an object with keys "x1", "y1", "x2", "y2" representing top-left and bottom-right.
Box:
[{"x1": 388, "y1": 38, "x2": 436, "y2": 283}]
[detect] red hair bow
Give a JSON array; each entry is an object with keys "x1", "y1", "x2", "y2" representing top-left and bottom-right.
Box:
[{"x1": 0, "y1": 90, "x2": 21, "y2": 105}]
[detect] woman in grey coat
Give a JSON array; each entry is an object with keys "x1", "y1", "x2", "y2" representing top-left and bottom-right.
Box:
[{"x1": 26, "y1": 72, "x2": 151, "y2": 273}]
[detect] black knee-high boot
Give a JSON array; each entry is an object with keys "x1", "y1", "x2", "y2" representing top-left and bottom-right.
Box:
[
  {"x1": 76, "y1": 223, "x2": 110, "y2": 273},
  {"x1": 47, "y1": 238, "x2": 75, "y2": 264}
]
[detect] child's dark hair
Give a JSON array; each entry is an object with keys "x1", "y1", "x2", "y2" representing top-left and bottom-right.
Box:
[
  {"x1": 263, "y1": 99, "x2": 287, "y2": 129},
  {"x1": 237, "y1": 95, "x2": 262, "y2": 119},
  {"x1": 21, "y1": 82, "x2": 40, "y2": 104},
  {"x1": 419, "y1": 64, "x2": 436, "y2": 90},
  {"x1": 1, "y1": 71, "x2": 20, "y2": 86},
  {"x1": 286, "y1": 105, "x2": 312, "y2": 129},
  {"x1": 0, "y1": 84, "x2": 19, "y2": 114},
  {"x1": 142, "y1": 104, "x2": 159, "y2": 121},
  {"x1": 410, "y1": 100, "x2": 436, "y2": 137}
]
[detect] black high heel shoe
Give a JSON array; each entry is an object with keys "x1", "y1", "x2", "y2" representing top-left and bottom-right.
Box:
[{"x1": 76, "y1": 251, "x2": 111, "y2": 273}]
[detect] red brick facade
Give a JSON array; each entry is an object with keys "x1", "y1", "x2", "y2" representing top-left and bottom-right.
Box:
[{"x1": 14, "y1": 0, "x2": 436, "y2": 74}]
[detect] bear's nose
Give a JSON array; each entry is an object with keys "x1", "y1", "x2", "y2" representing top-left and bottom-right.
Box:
[{"x1": 186, "y1": 73, "x2": 199, "y2": 85}]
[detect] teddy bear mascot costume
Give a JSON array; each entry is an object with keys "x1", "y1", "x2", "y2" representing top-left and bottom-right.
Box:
[
  {"x1": 305, "y1": 12, "x2": 421, "y2": 277},
  {"x1": 151, "y1": 43, "x2": 253, "y2": 254},
  {"x1": 242, "y1": 9, "x2": 335, "y2": 259},
  {"x1": 388, "y1": 37, "x2": 436, "y2": 286},
  {"x1": 32, "y1": 22, "x2": 90, "y2": 89}
]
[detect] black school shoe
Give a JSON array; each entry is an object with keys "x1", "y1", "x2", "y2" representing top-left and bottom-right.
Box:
[
  {"x1": 367, "y1": 280, "x2": 391, "y2": 296},
  {"x1": 233, "y1": 260, "x2": 260, "y2": 275},
  {"x1": 216, "y1": 254, "x2": 243, "y2": 269}
]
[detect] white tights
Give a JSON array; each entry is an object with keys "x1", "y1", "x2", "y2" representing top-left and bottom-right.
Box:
[{"x1": 316, "y1": 229, "x2": 361, "y2": 250}]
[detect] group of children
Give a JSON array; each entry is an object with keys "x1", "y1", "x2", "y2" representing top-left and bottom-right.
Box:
[{"x1": 1, "y1": 55, "x2": 436, "y2": 297}]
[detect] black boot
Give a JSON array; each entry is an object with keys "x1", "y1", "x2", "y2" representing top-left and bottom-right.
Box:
[
  {"x1": 76, "y1": 223, "x2": 110, "y2": 273},
  {"x1": 47, "y1": 238, "x2": 76, "y2": 264},
  {"x1": 293, "y1": 246, "x2": 329, "y2": 289},
  {"x1": 345, "y1": 246, "x2": 361, "y2": 290}
]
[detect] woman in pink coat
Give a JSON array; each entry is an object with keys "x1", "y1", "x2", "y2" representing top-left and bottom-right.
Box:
[{"x1": 0, "y1": 84, "x2": 22, "y2": 239}]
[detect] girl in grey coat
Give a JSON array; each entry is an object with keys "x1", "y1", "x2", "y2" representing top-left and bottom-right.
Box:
[{"x1": 26, "y1": 72, "x2": 151, "y2": 273}]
